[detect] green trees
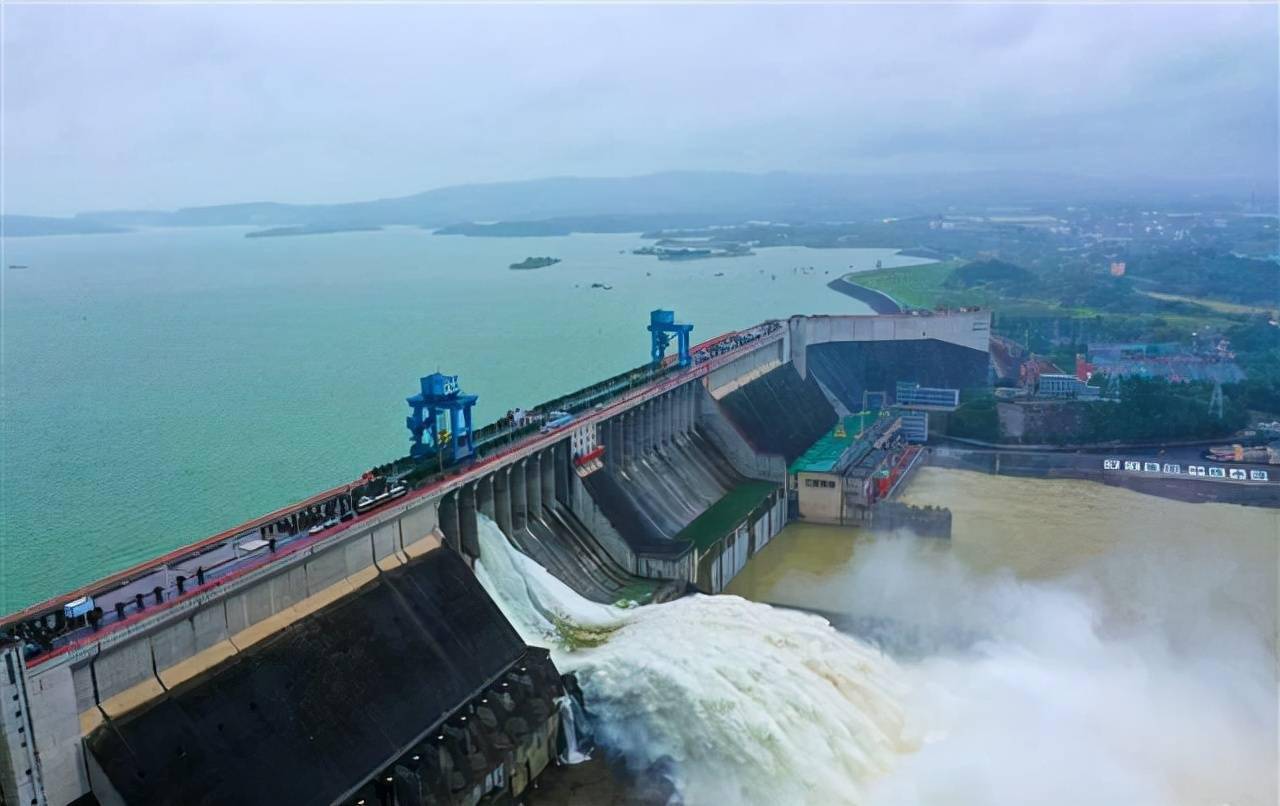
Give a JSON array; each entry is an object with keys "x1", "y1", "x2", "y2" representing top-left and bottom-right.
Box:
[
  {"x1": 948, "y1": 397, "x2": 1001, "y2": 442},
  {"x1": 1078, "y1": 377, "x2": 1246, "y2": 442}
]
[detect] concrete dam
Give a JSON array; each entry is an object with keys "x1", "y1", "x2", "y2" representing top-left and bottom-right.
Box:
[{"x1": 0, "y1": 310, "x2": 990, "y2": 806}]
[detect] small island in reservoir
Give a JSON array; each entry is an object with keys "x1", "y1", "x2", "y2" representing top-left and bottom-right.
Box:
[{"x1": 509, "y1": 256, "x2": 561, "y2": 270}]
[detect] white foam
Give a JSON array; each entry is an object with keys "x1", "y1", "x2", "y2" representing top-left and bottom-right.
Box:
[{"x1": 474, "y1": 515, "x2": 907, "y2": 804}]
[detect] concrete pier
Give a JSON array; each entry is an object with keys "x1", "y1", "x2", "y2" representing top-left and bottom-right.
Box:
[
  {"x1": 623, "y1": 411, "x2": 636, "y2": 467},
  {"x1": 494, "y1": 467, "x2": 513, "y2": 538},
  {"x1": 553, "y1": 442, "x2": 570, "y2": 505},
  {"x1": 541, "y1": 447, "x2": 557, "y2": 508},
  {"x1": 459, "y1": 484, "x2": 479, "y2": 558},
  {"x1": 526, "y1": 453, "x2": 543, "y2": 517},
  {"x1": 439, "y1": 492, "x2": 461, "y2": 553},
  {"x1": 478, "y1": 474, "x2": 495, "y2": 521},
  {"x1": 511, "y1": 461, "x2": 528, "y2": 533}
]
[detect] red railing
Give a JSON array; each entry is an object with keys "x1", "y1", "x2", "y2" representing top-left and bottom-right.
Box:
[{"x1": 9, "y1": 321, "x2": 786, "y2": 659}]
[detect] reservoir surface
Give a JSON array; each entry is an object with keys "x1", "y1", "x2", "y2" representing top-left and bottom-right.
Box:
[{"x1": 1, "y1": 226, "x2": 918, "y2": 610}]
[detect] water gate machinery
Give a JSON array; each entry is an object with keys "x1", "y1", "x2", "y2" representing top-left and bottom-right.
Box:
[
  {"x1": 407, "y1": 372, "x2": 478, "y2": 464},
  {"x1": 648, "y1": 308, "x2": 693, "y2": 367}
]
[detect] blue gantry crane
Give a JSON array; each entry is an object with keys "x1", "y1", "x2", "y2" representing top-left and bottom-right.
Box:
[
  {"x1": 648, "y1": 309, "x2": 693, "y2": 367},
  {"x1": 407, "y1": 373, "x2": 478, "y2": 465}
]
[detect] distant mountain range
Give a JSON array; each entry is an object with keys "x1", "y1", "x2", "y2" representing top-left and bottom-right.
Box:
[{"x1": 3, "y1": 170, "x2": 1267, "y2": 237}]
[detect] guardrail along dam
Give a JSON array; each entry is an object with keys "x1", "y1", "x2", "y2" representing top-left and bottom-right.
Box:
[{"x1": 1, "y1": 310, "x2": 991, "y2": 806}]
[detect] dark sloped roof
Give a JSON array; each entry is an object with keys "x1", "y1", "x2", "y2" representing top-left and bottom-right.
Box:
[{"x1": 86, "y1": 549, "x2": 523, "y2": 806}]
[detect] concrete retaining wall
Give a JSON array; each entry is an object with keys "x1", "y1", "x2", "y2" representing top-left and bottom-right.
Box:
[
  {"x1": 788, "y1": 310, "x2": 991, "y2": 378},
  {"x1": 695, "y1": 382, "x2": 787, "y2": 482},
  {"x1": 21, "y1": 490, "x2": 451, "y2": 806},
  {"x1": 695, "y1": 492, "x2": 787, "y2": 593},
  {"x1": 706, "y1": 338, "x2": 786, "y2": 398}
]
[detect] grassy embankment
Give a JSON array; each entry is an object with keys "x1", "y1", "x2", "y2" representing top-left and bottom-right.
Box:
[
  {"x1": 845, "y1": 260, "x2": 1239, "y2": 332},
  {"x1": 1137, "y1": 291, "x2": 1277, "y2": 317},
  {"x1": 674, "y1": 480, "x2": 777, "y2": 551}
]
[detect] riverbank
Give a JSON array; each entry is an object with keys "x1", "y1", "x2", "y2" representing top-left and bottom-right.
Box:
[
  {"x1": 925, "y1": 445, "x2": 1280, "y2": 507},
  {"x1": 825, "y1": 277, "x2": 902, "y2": 313}
]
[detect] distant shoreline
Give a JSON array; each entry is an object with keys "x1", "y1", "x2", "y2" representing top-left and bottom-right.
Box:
[
  {"x1": 825, "y1": 277, "x2": 902, "y2": 313},
  {"x1": 925, "y1": 447, "x2": 1280, "y2": 508},
  {"x1": 245, "y1": 225, "x2": 382, "y2": 239}
]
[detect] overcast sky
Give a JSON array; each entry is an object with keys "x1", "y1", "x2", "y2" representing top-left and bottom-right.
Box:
[{"x1": 4, "y1": 3, "x2": 1277, "y2": 215}]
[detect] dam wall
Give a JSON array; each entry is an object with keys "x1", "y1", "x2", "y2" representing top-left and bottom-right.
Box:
[
  {"x1": 582, "y1": 432, "x2": 742, "y2": 553},
  {"x1": 702, "y1": 490, "x2": 788, "y2": 592},
  {"x1": 695, "y1": 382, "x2": 788, "y2": 482},
  {"x1": 705, "y1": 333, "x2": 786, "y2": 399},
  {"x1": 717, "y1": 363, "x2": 838, "y2": 463},
  {"x1": 84, "y1": 548, "x2": 533, "y2": 806},
  {"x1": 806, "y1": 339, "x2": 991, "y2": 412},
  {"x1": 1, "y1": 493, "x2": 448, "y2": 806},
  {"x1": 787, "y1": 310, "x2": 991, "y2": 379},
  {"x1": 1, "y1": 311, "x2": 996, "y2": 805}
]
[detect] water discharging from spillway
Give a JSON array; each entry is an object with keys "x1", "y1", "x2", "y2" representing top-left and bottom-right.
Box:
[{"x1": 473, "y1": 515, "x2": 909, "y2": 805}]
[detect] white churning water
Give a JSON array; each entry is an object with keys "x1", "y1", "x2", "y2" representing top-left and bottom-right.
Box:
[{"x1": 473, "y1": 515, "x2": 909, "y2": 805}]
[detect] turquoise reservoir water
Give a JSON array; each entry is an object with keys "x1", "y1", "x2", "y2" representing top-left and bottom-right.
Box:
[{"x1": 1, "y1": 226, "x2": 924, "y2": 611}]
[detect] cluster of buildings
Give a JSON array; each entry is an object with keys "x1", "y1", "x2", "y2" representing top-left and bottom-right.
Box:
[
  {"x1": 992, "y1": 334, "x2": 1248, "y2": 414},
  {"x1": 1004, "y1": 354, "x2": 1102, "y2": 400},
  {"x1": 1078, "y1": 342, "x2": 1245, "y2": 385}
]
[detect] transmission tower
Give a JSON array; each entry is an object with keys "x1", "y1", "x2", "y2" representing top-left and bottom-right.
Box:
[{"x1": 1208, "y1": 382, "x2": 1224, "y2": 419}]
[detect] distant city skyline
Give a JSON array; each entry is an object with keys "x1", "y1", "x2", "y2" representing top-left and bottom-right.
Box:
[{"x1": 5, "y1": 3, "x2": 1277, "y2": 215}]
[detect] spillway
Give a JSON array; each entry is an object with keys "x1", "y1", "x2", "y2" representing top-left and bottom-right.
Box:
[
  {"x1": 584, "y1": 429, "x2": 748, "y2": 553},
  {"x1": 717, "y1": 363, "x2": 837, "y2": 462},
  {"x1": 512, "y1": 500, "x2": 681, "y2": 604},
  {"x1": 0, "y1": 310, "x2": 995, "y2": 806},
  {"x1": 473, "y1": 515, "x2": 908, "y2": 805}
]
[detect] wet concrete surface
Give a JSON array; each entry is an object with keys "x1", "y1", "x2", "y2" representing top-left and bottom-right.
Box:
[{"x1": 528, "y1": 756, "x2": 675, "y2": 806}]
